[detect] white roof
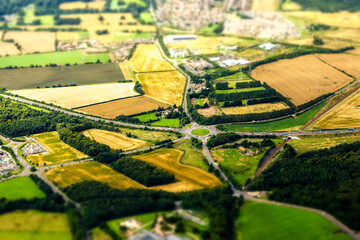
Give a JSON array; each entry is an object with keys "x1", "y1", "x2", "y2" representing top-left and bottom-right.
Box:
[
  {"x1": 221, "y1": 59, "x2": 249, "y2": 66},
  {"x1": 259, "y1": 43, "x2": 279, "y2": 50}
]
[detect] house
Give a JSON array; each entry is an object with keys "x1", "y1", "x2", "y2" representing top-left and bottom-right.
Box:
[
  {"x1": 259, "y1": 43, "x2": 280, "y2": 51},
  {"x1": 164, "y1": 35, "x2": 196, "y2": 43}
]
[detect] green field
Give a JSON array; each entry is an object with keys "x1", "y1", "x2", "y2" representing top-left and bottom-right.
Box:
[
  {"x1": 0, "y1": 63, "x2": 124, "y2": 90},
  {"x1": 110, "y1": 0, "x2": 146, "y2": 10},
  {"x1": 0, "y1": 50, "x2": 110, "y2": 68},
  {"x1": 221, "y1": 101, "x2": 327, "y2": 132},
  {"x1": 139, "y1": 12, "x2": 154, "y2": 24},
  {"x1": 214, "y1": 72, "x2": 252, "y2": 82},
  {"x1": 0, "y1": 138, "x2": 8, "y2": 145},
  {"x1": 133, "y1": 112, "x2": 158, "y2": 122},
  {"x1": 23, "y1": 4, "x2": 54, "y2": 26},
  {"x1": 290, "y1": 133, "x2": 360, "y2": 154},
  {"x1": 237, "y1": 201, "x2": 351, "y2": 240},
  {"x1": 192, "y1": 129, "x2": 210, "y2": 136},
  {"x1": 175, "y1": 140, "x2": 209, "y2": 171},
  {"x1": 0, "y1": 177, "x2": 46, "y2": 200},
  {"x1": 0, "y1": 210, "x2": 72, "y2": 240},
  {"x1": 151, "y1": 118, "x2": 180, "y2": 128}
]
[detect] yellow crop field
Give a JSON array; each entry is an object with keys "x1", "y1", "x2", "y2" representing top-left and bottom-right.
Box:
[
  {"x1": 0, "y1": 41, "x2": 20, "y2": 56},
  {"x1": 252, "y1": 55, "x2": 353, "y2": 106},
  {"x1": 129, "y1": 44, "x2": 174, "y2": 72},
  {"x1": 77, "y1": 96, "x2": 169, "y2": 118},
  {"x1": 314, "y1": 89, "x2": 360, "y2": 129},
  {"x1": 82, "y1": 129, "x2": 151, "y2": 151},
  {"x1": 136, "y1": 71, "x2": 186, "y2": 105},
  {"x1": 56, "y1": 31, "x2": 81, "y2": 41},
  {"x1": 11, "y1": 83, "x2": 139, "y2": 109},
  {"x1": 284, "y1": 11, "x2": 360, "y2": 28},
  {"x1": 135, "y1": 149, "x2": 222, "y2": 192},
  {"x1": 252, "y1": 0, "x2": 279, "y2": 11},
  {"x1": 4, "y1": 31, "x2": 55, "y2": 54},
  {"x1": 119, "y1": 62, "x2": 134, "y2": 80},
  {"x1": 28, "y1": 132, "x2": 88, "y2": 166},
  {"x1": 45, "y1": 161, "x2": 145, "y2": 189},
  {"x1": 325, "y1": 29, "x2": 360, "y2": 42},
  {"x1": 221, "y1": 103, "x2": 288, "y2": 115},
  {"x1": 59, "y1": 0, "x2": 105, "y2": 10},
  {"x1": 285, "y1": 36, "x2": 352, "y2": 50},
  {"x1": 347, "y1": 48, "x2": 360, "y2": 55},
  {"x1": 316, "y1": 53, "x2": 360, "y2": 78}
]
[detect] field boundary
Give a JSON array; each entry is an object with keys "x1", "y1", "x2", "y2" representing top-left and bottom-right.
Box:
[{"x1": 72, "y1": 95, "x2": 139, "y2": 110}]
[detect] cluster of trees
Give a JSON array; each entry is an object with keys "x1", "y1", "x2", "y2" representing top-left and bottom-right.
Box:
[
  {"x1": 250, "y1": 142, "x2": 360, "y2": 230},
  {"x1": 191, "y1": 137, "x2": 203, "y2": 149},
  {"x1": 235, "y1": 81, "x2": 261, "y2": 89},
  {"x1": 207, "y1": 133, "x2": 278, "y2": 149},
  {"x1": 215, "y1": 90, "x2": 276, "y2": 102},
  {"x1": 55, "y1": 17, "x2": 81, "y2": 25},
  {"x1": 134, "y1": 81, "x2": 144, "y2": 95},
  {"x1": 308, "y1": 23, "x2": 333, "y2": 32},
  {"x1": 221, "y1": 138, "x2": 275, "y2": 149},
  {"x1": 95, "y1": 29, "x2": 109, "y2": 35},
  {"x1": 216, "y1": 82, "x2": 229, "y2": 90},
  {"x1": 222, "y1": 100, "x2": 242, "y2": 108},
  {"x1": 313, "y1": 36, "x2": 324, "y2": 45},
  {"x1": 111, "y1": 156, "x2": 176, "y2": 187}
]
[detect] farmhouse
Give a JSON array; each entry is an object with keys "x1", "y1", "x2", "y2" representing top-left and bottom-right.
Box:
[
  {"x1": 120, "y1": 219, "x2": 141, "y2": 230},
  {"x1": 164, "y1": 35, "x2": 196, "y2": 43},
  {"x1": 259, "y1": 42, "x2": 280, "y2": 51}
]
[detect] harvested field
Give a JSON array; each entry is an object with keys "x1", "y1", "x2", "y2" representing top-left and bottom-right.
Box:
[
  {"x1": 347, "y1": 48, "x2": 360, "y2": 55},
  {"x1": 314, "y1": 89, "x2": 360, "y2": 129},
  {"x1": 4, "y1": 31, "x2": 55, "y2": 54},
  {"x1": 77, "y1": 96, "x2": 170, "y2": 118},
  {"x1": 285, "y1": 36, "x2": 352, "y2": 50},
  {"x1": 136, "y1": 71, "x2": 186, "y2": 105},
  {"x1": 28, "y1": 132, "x2": 88, "y2": 166},
  {"x1": 198, "y1": 106, "x2": 220, "y2": 116},
  {"x1": 252, "y1": 0, "x2": 279, "y2": 11},
  {"x1": 316, "y1": 53, "x2": 360, "y2": 78},
  {"x1": 119, "y1": 62, "x2": 134, "y2": 80},
  {"x1": 252, "y1": 55, "x2": 353, "y2": 105},
  {"x1": 59, "y1": 0, "x2": 105, "y2": 10},
  {"x1": 135, "y1": 149, "x2": 221, "y2": 192},
  {"x1": 221, "y1": 103, "x2": 288, "y2": 115},
  {"x1": 116, "y1": 127, "x2": 178, "y2": 143},
  {"x1": 56, "y1": 31, "x2": 81, "y2": 41},
  {"x1": 0, "y1": 41, "x2": 20, "y2": 56},
  {"x1": 11, "y1": 83, "x2": 138, "y2": 109},
  {"x1": 0, "y1": 63, "x2": 123, "y2": 90},
  {"x1": 45, "y1": 161, "x2": 145, "y2": 189},
  {"x1": 129, "y1": 44, "x2": 174, "y2": 72},
  {"x1": 82, "y1": 129, "x2": 151, "y2": 151}
]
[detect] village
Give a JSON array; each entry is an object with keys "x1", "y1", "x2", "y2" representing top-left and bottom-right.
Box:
[{"x1": 0, "y1": 150, "x2": 18, "y2": 175}]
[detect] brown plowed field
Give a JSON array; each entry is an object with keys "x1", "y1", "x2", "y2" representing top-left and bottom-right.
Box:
[
  {"x1": 77, "y1": 96, "x2": 170, "y2": 118},
  {"x1": 316, "y1": 53, "x2": 360, "y2": 78},
  {"x1": 252, "y1": 55, "x2": 353, "y2": 106}
]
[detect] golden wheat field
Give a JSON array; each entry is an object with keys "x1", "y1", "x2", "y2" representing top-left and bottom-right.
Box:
[
  {"x1": 45, "y1": 161, "x2": 145, "y2": 189},
  {"x1": 135, "y1": 149, "x2": 222, "y2": 192},
  {"x1": 316, "y1": 53, "x2": 360, "y2": 78},
  {"x1": 82, "y1": 129, "x2": 151, "y2": 151},
  {"x1": 347, "y1": 48, "x2": 360, "y2": 55},
  {"x1": 11, "y1": 83, "x2": 138, "y2": 109},
  {"x1": 314, "y1": 89, "x2": 360, "y2": 129},
  {"x1": 252, "y1": 55, "x2": 353, "y2": 105},
  {"x1": 118, "y1": 62, "x2": 134, "y2": 81},
  {"x1": 285, "y1": 36, "x2": 352, "y2": 50},
  {"x1": 129, "y1": 44, "x2": 175, "y2": 72},
  {"x1": 136, "y1": 71, "x2": 186, "y2": 106},
  {"x1": 0, "y1": 41, "x2": 20, "y2": 56},
  {"x1": 59, "y1": 0, "x2": 105, "y2": 10},
  {"x1": 77, "y1": 96, "x2": 170, "y2": 118},
  {"x1": 56, "y1": 31, "x2": 82, "y2": 41},
  {"x1": 221, "y1": 103, "x2": 288, "y2": 115},
  {"x1": 4, "y1": 31, "x2": 55, "y2": 54},
  {"x1": 252, "y1": 0, "x2": 279, "y2": 11}
]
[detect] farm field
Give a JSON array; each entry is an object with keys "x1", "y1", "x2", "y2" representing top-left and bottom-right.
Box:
[
  {"x1": 0, "y1": 50, "x2": 110, "y2": 68},
  {"x1": 316, "y1": 54, "x2": 360, "y2": 78},
  {"x1": 59, "y1": 0, "x2": 106, "y2": 10},
  {"x1": 4, "y1": 31, "x2": 55, "y2": 54},
  {"x1": 290, "y1": 133, "x2": 360, "y2": 154},
  {"x1": 56, "y1": 31, "x2": 83, "y2": 41},
  {"x1": 237, "y1": 201, "x2": 351, "y2": 240},
  {"x1": 175, "y1": 140, "x2": 209, "y2": 171},
  {"x1": 313, "y1": 89, "x2": 360, "y2": 129},
  {"x1": 284, "y1": 36, "x2": 352, "y2": 50},
  {"x1": 22, "y1": 4, "x2": 54, "y2": 26},
  {"x1": 129, "y1": 44, "x2": 175, "y2": 72},
  {"x1": 0, "y1": 177, "x2": 46, "y2": 200},
  {"x1": 82, "y1": 129, "x2": 151, "y2": 151},
  {"x1": 221, "y1": 103, "x2": 288, "y2": 115},
  {"x1": 220, "y1": 101, "x2": 327, "y2": 132},
  {"x1": 136, "y1": 71, "x2": 186, "y2": 105},
  {"x1": 77, "y1": 96, "x2": 169, "y2": 118},
  {"x1": 28, "y1": 131, "x2": 88, "y2": 166},
  {"x1": 252, "y1": 55, "x2": 353, "y2": 105},
  {"x1": 11, "y1": 83, "x2": 138, "y2": 109},
  {"x1": 347, "y1": 48, "x2": 360, "y2": 55},
  {"x1": 0, "y1": 41, "x2": 20, "y2": 56},
  {"x1": 116, "y1": 127, "x2": 179, "y2": 143},
  {"x1": 0, "y1": 63, "x2": 122, "y2": 90},
  {"x1": 45, "y1": 161, "x2": 145, "y2": 189},
  {"x1": 0, "y1": 210, "x2": 72, "y2": 240},
  {"x1": 151, "y1": 118, "x2": 180, "y2": 128},
  {"x1": 252, "y1": 0, "x2": 279, "y2": 11},
  {"x1": 134, "y1": 149, "x2": 221, "y2": 192},
  {"x1": 119, "y1": 62, "x2": 134, "y2": 80}
]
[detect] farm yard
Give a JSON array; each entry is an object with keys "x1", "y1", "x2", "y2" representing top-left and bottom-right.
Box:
[
  {"x1": 134, "y1": 149, "x2": 221, "y2": 192},
  {"x1": 313, "y1": 89, "x2": 360, "y2": 129},
  {"x1": 77, "y1": 96, "x2": 170, "y2": 118},
  {"x1": 221, "y1": 102, "x2": 288, "y2": 115},
  {"x1": 251, "y1": 55, "x2": 354, "y2": 105},
  {"x1": 59, "y1": 0, "x2": 106, "y2": 10},
  {"x1": 237, "y1": 201, "x2": 351, "y2": 240},
  {"x1": 45, "y1": 161, "x2": 145, "y2": 189},
  {"x1": 27, "y1": 132, "x2": 88, "y2": 166},
  {"x1": 11, "y1": 83, "x2": 138, "y2": 109},
  {"x1": 0, "y1": 41, "x2": 20, "y2": 56},
  {"x1": 0, "y1": 177, "x2": 46, "y2": 200},
  {"x1": 0, "y1": 210, "x2": 72, "y2": 240},
  {"x1": 3, "y1": 31, "x2": 56, "y2": 54},
  {"x1": 82, "y1": 129, "x2": 151, "y2": 151},
  {"x1": 0, "y1": 63, "x2": 122, "y2": 90},
  {"x1": 0, "y1": 50, "x2": 110, "y2": 68},
  {"x1": 316, "y1": 54, "x2": 360, "y2": 78},
  {"x1": 136, "y1": 71, "x2": 186, "y2": 105},
  {"x1": 129, "y1": 44, "x2": 175, "y2": 72}
]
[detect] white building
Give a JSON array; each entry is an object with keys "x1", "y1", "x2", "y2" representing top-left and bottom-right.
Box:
[
  {"x1": 220, "y1": 59, "x2": 249, "y2": 67},
  {"x1": 259, "y1": 43, "x2": 280, "y2": 51},
  {"x1": 219, "y1": 45, "x2": 238, "y2": 51},
  {"x1": 169, "y1": 48, "x2": 187, "y2": 58},
  {"x1": 164, "y1": 35, "x2": 196, "y2": 43}
]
